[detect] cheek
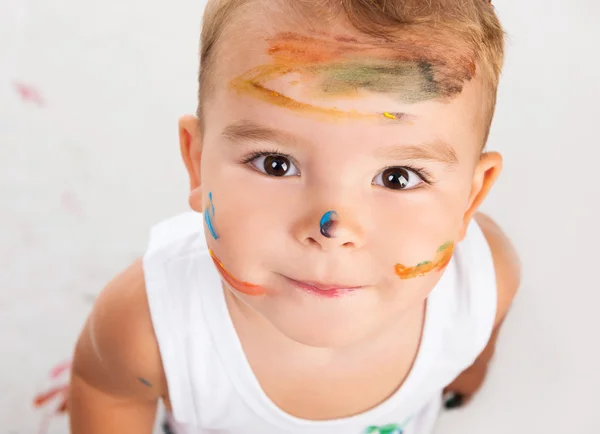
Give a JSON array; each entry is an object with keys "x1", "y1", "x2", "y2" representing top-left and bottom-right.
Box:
[
  {"x1": 203, "y1": 167, "x2": 295, "y2": 259},
  {"x1": 370, "y1": 193, "x2": 464, "y2": 274}
]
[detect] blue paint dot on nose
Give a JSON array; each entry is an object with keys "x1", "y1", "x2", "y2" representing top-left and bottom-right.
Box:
[
  {"x1": 320, "y1": 211, "x2": 334, "y2": 227},
  {"x1": 320, "y1": 211, "x2": 338, "y2": 238}
]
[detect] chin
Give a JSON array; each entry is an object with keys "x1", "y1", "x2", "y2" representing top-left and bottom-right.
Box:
[
  {"x1": 247, "y1": 288, "x2": 392, "y2": 348},
  {"x1": 270, "y1": 314, "x2": 377, "y2": 348}
]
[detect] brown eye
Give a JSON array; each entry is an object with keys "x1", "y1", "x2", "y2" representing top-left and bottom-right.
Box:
[
  {"x1": 374, "y1": 167, "x2": 423, "y2": 190},
  {"x1": 249, "y1": 154, "x2": 300, "y2": 177},
  {"x1": 264, "y1": 155, "x2": 289, "y2": 176}
]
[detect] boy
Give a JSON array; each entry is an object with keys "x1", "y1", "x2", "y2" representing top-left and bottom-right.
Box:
[{"x1": 68, "y1": 0, "x2": 520, "y2": 433}]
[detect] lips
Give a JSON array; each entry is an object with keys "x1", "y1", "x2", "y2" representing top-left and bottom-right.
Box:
[{"x1": 284, "y1": 276, "x2": 363, "y2": 298}]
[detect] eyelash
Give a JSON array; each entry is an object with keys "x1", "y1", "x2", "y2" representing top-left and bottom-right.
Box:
[
  {"x1": 239, "y1": 149, "x2": 435, "y2": 185},
  {"x1": 379, "y1": 164, "x2": 435, "y2": 186},
  {"x1": 239, "y1": 149, "x2": 294, "y2": 165}
]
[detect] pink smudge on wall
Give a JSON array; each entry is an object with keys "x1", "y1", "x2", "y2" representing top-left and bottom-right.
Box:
[
  {"x1": 13, "y1": 81, "x2": 45, "y2": 106},
  {"x1": 49, "y1": 360, "x2": 72, "y2": 379}
]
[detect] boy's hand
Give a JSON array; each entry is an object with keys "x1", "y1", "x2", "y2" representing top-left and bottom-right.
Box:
[
  {"x1": 444, "y1": 213, "x2": 520, "y2": 410},
  {"x1": 69, "y1": 259, "x2": 168, "y2": 433}
]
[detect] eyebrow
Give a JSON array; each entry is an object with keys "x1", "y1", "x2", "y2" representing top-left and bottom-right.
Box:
[
  {"x1": 221, "y1": 120, "x2": 308, "y2": 149},
  {"x1": 374, "y1": 141, "x2": 459, "y2": 166},
  {"x1": 222, "y1": 120, "x2": 459, "y2": 166}
]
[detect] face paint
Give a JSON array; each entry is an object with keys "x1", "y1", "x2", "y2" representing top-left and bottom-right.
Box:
[
  {"x1": 204, "y1": 192, "x2": 219, "y2": 240},
  {"x1": 394, "y1": 241, "x2": 455, "y2": 280},
  {"x1": 209, "y1": 249, "x2": 267, "y2": 296},
  {"x1": 231, "y1": 32, "x2": 476, "y2": 121},
  {"x1": 320, "y1": 211, "x2": 339, "y2": 238},
  {"x1": 314, "y1": 61, "x2": 440, "y2": 102},
  {"x1": 137, "y1": 377, "x2": 152, "y2": 387}
]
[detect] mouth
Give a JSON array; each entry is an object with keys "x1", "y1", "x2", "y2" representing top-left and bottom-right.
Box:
[{"x1": 283, "y1": 276, "x2": 364, "y2": 298}]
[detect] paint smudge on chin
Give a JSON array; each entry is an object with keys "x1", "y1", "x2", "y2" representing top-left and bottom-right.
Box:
[
  {"x1": 205, "y1": 192, "x2": 219, "y2": 240},
  {"x1": 395, "y1": 241, "x2": 455, "y2": 280},
  {"x1": 320, "y1": 211, "x2": 339, "y2": 238},
  {"x1": 209, "y1": 249, "x2": 266, "y2": 296}
]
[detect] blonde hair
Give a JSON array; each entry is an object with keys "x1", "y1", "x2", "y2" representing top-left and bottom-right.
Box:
[{"x1": 198, "y1": 0, "x2": 505, "y2": 140}]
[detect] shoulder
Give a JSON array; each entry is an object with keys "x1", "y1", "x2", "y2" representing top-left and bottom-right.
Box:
[
  {"x1": 72, "y1": 258, "x2": 167, "y2": 401},
  {"x1": 474, "y1": 213, "x2": 521, "y2": 327}
]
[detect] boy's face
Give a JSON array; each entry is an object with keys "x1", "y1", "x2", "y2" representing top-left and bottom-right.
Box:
[{"x1": 181, "y1": 17, "x2": 501, "y2": 347}]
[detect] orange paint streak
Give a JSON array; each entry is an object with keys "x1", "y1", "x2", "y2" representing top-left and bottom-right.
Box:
[
  {"x1": 394, "y1": 242, "x2": 455, "y2": 280},
  {"x1": 209, "y1": 249, "x2": 267, "y2": 296},
  {"x1": 230, "y1": 75, "x2": 380, "y2": 121},
  {"x1": 261, "y1": 32, "x2": 476, "y2": 88},
  {"x1": 230, "y1": 39, "x2": 382, "y2": 121},
  {"x1": 230, "y1": 32, "x2": 476, "y2": 121}
]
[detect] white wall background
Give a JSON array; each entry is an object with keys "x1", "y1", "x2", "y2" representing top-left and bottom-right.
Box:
[{"x1": 1, "y1": 0, "x2": 599, "y2": 433}]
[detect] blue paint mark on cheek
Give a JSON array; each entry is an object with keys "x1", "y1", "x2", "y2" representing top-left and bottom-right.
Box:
[
  {"x1": 205, "y1": 192, "x2": 219, "y2": 240},
  {"x1": 320, "y1": 211, "x2": 339, "y2": 238}
]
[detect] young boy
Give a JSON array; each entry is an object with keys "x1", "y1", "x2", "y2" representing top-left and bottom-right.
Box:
[{"x1": 68, "y1": 0, "x2": 520, "y2": 433}]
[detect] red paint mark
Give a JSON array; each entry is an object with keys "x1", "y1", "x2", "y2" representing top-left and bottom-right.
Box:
[
  {"x1": 34, "y1": 361, "x2": 72, "y2": 434},
  {"x1": 13, "y1": 81, "x2": 45, "y2": 106},
  {"x1": 61, "y1": 191, "x2": 83, "y2": 216},
  {"x1": 33, "y1": 385, "x2": 68, "y2": 408},
  {"x1": 209, "y1": 249, "x2": 267, "y2": 296},
  {"x1": 49, "y1": 360, "x2": 72, "y2": 379}
]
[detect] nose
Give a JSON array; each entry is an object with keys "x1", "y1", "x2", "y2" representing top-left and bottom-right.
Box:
[{"x1": 293, "y1": 209, "x2": 365, "y2": 251}]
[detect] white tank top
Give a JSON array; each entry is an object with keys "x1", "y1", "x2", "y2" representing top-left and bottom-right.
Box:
[{"x1": 143, "y1": 212, "x2": 497, "y2": 434}]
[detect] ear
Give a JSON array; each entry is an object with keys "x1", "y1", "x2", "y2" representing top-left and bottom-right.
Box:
[
  {"x1": 458, "y1": 151, "x2": 503, "y2": 241},
  {"x1": 179, "y1": 115, "x2": 204, "y2": 212}
]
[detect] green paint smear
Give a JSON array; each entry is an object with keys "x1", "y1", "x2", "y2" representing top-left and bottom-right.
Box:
[
  {"x1": 364, "y1": 424, "x2": 405, "y2": 434},
  {"x1": 417, "y1": 261, "x2": 432, "y2": 267},
  {"x1": 437, "y1": 242, "x2": 453, "y2": 252},
  {"x1": 311, "y1": 61, "x2": 440, "y2": 103}
]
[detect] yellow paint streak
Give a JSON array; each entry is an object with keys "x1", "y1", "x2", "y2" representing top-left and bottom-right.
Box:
[{"x1": 230, "y1": 74, "x2": 382, "y2": 122}]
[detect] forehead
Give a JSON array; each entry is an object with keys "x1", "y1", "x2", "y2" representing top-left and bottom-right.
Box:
[{"x1": 204, "y1": 5, "x2": 487, "y2": 155}]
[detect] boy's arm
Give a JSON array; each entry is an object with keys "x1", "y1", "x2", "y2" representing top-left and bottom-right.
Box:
[
  {"x1": 69, "y1": 259, "x2": 168, "y2": 433},
  {"x1": 443, "y1": 213, "x2": 521, "y2": 408}
]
